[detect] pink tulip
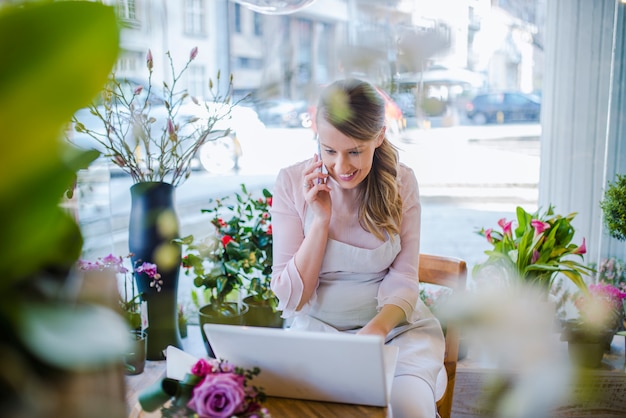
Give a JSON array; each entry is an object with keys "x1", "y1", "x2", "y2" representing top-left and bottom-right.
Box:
[
  {"x1": 498, "y1": 218, "x2": 513, "y2": 237},
  {"x1": 485, "y1": 228, "x2": 494, "y2": 243},
  {"x1": 573, "y1": 237, "x2": 587, "y2": 255},
  {"x1": 531, "y1": 219, "x2": 550, "y2": 236},
  {"x1": 531, "y1": 249, "x2": 540, "y2": 264}
]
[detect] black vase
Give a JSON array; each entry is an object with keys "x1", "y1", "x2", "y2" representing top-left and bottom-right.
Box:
[{"x1": 129, "y1": 181, "x2": 183, "y2": 360}]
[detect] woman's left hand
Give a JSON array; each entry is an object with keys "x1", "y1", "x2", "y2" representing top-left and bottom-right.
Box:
[
  {"x1": 357, "y1": 322, "x2": 388, "y2": 340},
  {"x1": 357, "y1": 305, "x2": 406, "y2": 340}
]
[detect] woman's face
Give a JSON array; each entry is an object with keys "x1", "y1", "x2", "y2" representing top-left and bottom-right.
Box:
[{"x1": 316, "y1": 117, "x2": 384, "y2": 190}]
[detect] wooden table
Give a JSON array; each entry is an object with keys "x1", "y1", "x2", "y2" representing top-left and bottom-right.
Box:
[
  {"x1": 125, "y1": 325, "x2": 388, "y2": 417},
  {"x1": 452, "y1": 334, "x2": 626, "y2": 417}
]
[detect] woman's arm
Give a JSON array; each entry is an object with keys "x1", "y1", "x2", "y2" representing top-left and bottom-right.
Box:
[{"x1": 270, "y1": 159, "x2": 331, "y2": 313}]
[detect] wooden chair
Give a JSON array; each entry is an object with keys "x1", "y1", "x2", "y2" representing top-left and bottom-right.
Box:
[{"x1": 418, "y1": 253, "x2": 467, "y2": 418}]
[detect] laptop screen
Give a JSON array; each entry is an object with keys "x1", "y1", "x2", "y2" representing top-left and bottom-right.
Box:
[{"x1": 202, "y1": 323, "x2": 398, "y2": 407}]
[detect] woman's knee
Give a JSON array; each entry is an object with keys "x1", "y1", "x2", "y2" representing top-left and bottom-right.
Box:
[{"x1": 390, "y1": 375, "x2": 437, "y2": 418}]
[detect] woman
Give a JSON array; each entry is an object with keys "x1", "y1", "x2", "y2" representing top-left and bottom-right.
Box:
[{"x1": 270, "y1": 79, "x2": 445, "y2": 418}]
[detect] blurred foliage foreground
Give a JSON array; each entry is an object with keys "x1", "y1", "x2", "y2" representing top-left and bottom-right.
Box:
[{"x1": 0, "y1": 1, "x2": 131, "y2": 417}]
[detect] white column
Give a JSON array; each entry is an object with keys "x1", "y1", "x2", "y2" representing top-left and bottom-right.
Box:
[{"x1": 539, "y1": 0, "x2": 626, "y2": 265}]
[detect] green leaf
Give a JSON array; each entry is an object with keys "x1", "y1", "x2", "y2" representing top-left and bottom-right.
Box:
[
  {"x1": 17, "y1": 303, "x2": 131, "y2": 370},
  {"x1": 0, "y1": 1, "x2": 119, "y2": 283}
]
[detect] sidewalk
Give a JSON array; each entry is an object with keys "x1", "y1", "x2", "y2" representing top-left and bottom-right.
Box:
[{"x1": 393, "y1": 125, "x2": 540, "y2": 205}]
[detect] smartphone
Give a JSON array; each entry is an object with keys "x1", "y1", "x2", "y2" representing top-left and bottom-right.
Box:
[{"x1": 316, "y1": 136, "x2": 328, "y2": 184}]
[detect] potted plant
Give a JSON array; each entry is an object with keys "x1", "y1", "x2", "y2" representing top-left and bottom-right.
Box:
[
  {"x1": 473, "y1": 205, "x2": 594, "y2": 292},
  {"x1": 176, "y1": 184, "x2": 279, "y2": 354},
  {"x1": 78, "y1": 253, "x2": 162, "y2": 374},
  {"x1": 71, "y1": 46, "x2": 240, "y2": 360},
  {"x1": 562, "y1": 282, "x2": 626, "y2": 368},
  {"x1": 599, "y1": 173, "x2": 626, "y2": 242},
  {"x1": 217, "y1": 184, "x2": 282, "y2": 327}
]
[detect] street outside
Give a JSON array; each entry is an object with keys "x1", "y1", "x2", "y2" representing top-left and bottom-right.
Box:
[{"x1": 75, "y1": 122, "x2": 541, "y2": 303}]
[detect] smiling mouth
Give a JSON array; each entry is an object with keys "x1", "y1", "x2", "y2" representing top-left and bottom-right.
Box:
[{"x1": 338, "y1": 170, "x2": 357, "y2": 181}]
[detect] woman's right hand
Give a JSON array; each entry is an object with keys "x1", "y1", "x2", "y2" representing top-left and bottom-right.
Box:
[{"x1": 303, "y1": 154, "x2": 331, "y2": 224}]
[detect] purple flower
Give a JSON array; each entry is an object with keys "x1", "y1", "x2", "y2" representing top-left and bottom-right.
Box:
[
  {"x1": 77, "y1": 259, "x2": 99, "y2": 271},
  {"x1": 78, "y1": 253, "x2": 129, "y2": 274},
  {"x1": 190, "y1": 46, "x2": 198, "y2": 60},
  {"x1": 187, "y1": 373, "x2": 247, "y2": 418},
  {"x1": 135, "y1": 262, "x2": 163, "y2": 292},
  {"x1": 135, "y1": 262, "x2": 158, "y2": 278}
]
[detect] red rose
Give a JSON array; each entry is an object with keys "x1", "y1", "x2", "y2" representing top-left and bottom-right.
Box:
[{"x1": 221, "y1": 235, "x2": 234, "y2": 246}]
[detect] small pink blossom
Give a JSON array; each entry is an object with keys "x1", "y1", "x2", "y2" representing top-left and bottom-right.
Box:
[
  {"x1": 497, "y1": 218, "x2": 513, "y2": 237},
  {"x1": 146, "y1": 49, "x2": 153, "y2": 70},
  {"x1": 531, "y1": 249, "x2": 540, "y2": 264},
  {"x1": 485, "y1": 228, "x2": 494, "y2": 243},
  {"x1": 573, "y1": 237, "x2": 586, "y2": 255},
  {"x1": 133, "y1": 85, "x2": 143, "y2": 96},
  {"x1": 190, "y1": 46, "x2": 199, "y2": 60},
  {"x1": 531, "y1": 219, "x2": 550, "y2": 236},
  {"x1": 191, "y1": 359, "x2": 214, "y2": 377}
]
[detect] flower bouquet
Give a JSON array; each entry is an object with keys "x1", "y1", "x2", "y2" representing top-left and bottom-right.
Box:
[
  {"x1": 177, "y1": 184, "x2": 275, "y2": 315},
  {"x1": 571, "y1": 282, "x2": 626, "y2": 334},
  {"x1": 78, "y1": 253, "x2": 162, "y2": 329},
  {"x1": 139, "y1": 356, "x2": 271, "y2": 418},
  {"x1": 473, "y1": 205, "x2": 593, "y2": 291},
  {"x1": 71, "y1": 47, "x2": 238, "y2": 187}
]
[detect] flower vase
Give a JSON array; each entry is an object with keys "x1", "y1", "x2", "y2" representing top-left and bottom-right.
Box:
[{"x1": 129, "y1": 181, "x2": 183, "y2": 360}]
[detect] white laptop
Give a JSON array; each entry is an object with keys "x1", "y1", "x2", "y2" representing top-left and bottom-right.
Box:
[{"x1": 202, "y1": 323, "x2": 399, "y2": 407}]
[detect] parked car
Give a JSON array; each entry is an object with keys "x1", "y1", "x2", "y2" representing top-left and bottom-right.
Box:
[
  {"x1": 465, "y1": 91, "x2": 541, "y2": 124},
  {"x1": 255, "y1": 98, "x2": 310, "y2": 128}
]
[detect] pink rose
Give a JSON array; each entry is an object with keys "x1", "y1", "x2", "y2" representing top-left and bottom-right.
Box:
[
  {"x1": 188, "y1": 373, "x2": 247, "y2": 418},
  {"x1": 191, "y1": 358, "x2": 214, "y2": 377}
]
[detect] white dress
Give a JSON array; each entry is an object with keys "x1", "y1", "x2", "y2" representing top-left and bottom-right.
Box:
[
  {"x1": 271, "y1": 159, "x2": 447, "y2": 400},
  {"x1": 286, "y1": 209, "x2": 447, "y2": 399}
]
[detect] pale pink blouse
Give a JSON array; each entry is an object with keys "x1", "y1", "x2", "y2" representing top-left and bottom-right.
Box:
[{"x1": 270, "y1": 158, "x2": 422, "y2": 321}]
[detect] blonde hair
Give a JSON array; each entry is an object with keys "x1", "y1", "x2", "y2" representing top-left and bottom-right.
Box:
[{"x1": 317, "y1": 79, "x2": 402, "y2": 241}]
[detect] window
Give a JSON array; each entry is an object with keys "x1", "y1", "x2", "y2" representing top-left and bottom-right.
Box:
[
  {"x1": 184, "y1": 0, "x2": 206, "y2": 36},
  {"x1": 116, "y1": 0, "x2": 137, "y2": 22},
  {"x1": 187, "y1": 64, "x2": 206, "y2": 99},
  {"x1": 233, "y1": 3, "x2": 242, "y2": 33},
  {"x1": 115, "y1": 50, "x2": 144, "y2": 75},
  {"x1": 235, "y1": 57, "x2": 263, "y2": 70},
  {"x1": 253, "y1": 12, "x2": 262, "y2": 36}
]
